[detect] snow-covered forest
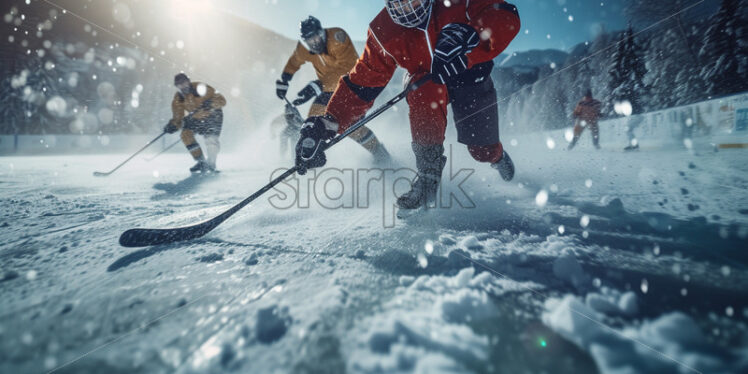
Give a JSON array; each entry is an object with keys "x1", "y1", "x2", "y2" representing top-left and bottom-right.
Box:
[
  {"x1": 0, "y1": 0, "x2": 297, "y2": 136},
  {"x1": 2, "y1": 0, "x2": 747, "y2": 135},
  {"x1": 495, "y1": 0, "x2": 748, "y2": 132}
]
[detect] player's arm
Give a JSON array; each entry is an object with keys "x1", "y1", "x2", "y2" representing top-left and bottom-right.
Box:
[
  {"x1": 465, "y1": 0, "x2": 521, "y2": 67},
  {"x1": 572, "y1": 102, "x2": 583, "y2": 118},
  {"x1": 170, "y1": 94, "x2": 185, "y2": 126},
  {"x1": 204, "y1": 85, "x2": 226, "y2": 109},
  {"x1": 277, "y1": 43, "x2": 308, "y2": 99},
  {"x1": 164, "y1": 94, "x2": 185, "y2": 133},
  {"x1": 283, "y1": 43, "x2": 308, "y2": 77},
  {"x1": 325, "y1": 29, "x2": 397, "y2": 133}
]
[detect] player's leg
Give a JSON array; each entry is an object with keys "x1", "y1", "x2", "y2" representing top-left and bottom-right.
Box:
[
  {"x1": 448, "y1": 63, "x2": 514, "y2": 181},
  {"x1": 396, "y1": 79, "x2": 449, "y2": 209}
]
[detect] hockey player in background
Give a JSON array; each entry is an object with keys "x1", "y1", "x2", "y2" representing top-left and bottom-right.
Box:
[
  {"x1": 294, "y1": 0, "x2": 520, "y2": 212},
  {"x1": 568, "y1": 89, "x2": 602, "y2": 150},
  {"x1": 269, "y1": 103, "x2": 305, "y2": 159},
  {"x1": 164, "y1": 73, "x2": 226, "y2": 173},
  {"x1": 276, "y1": 16, "x2": 391, "y2": 163}
]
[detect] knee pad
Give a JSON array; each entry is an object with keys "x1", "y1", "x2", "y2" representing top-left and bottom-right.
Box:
[{"x1": 468, "y1": 143, "x2": 503, "y2": 163}]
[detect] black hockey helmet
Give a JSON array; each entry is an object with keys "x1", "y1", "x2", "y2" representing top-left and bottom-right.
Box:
[
  {"x1": 174, "y1": 73, "x2": 190, "y2": 86},
  {"x1": 300, "y1": 16, "x2": 326, "y2": 54}
]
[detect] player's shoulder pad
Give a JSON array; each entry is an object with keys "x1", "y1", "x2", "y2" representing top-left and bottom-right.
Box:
[
  {"x1": 369, "y1": 8, "x2": 402, "y2": 45},
  {"x1": 329, "y1": 27, "x2": 348, "y2": 43}
]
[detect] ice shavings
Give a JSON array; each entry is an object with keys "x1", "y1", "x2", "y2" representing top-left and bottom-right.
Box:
[
  {"x1": 347, "y1": 268, "x2": 507, "y2": 373},
  {"x1": 543, "y1": 294, "x2": 748, "y2": 374}
]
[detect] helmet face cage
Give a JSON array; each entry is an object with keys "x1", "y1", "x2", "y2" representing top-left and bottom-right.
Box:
[
  {"x1": 302, "y1": 29, "x2": 327, "y2": 54},
  {"x1": 386, "y1": 0, "x2": 433, "y2": 28}
]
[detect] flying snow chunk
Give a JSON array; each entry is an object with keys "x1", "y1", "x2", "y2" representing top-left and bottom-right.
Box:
[
  {"x1": 417, "y1": 252, "x2": 428, "y2": 268},
  {"x1": 197, "y1": 83, "x2": 207, "y2": 96},
  {"x1": 98, "y1": 108, "x2": 114, "y2": 125},
  {"x1": 424, "y1": 240, "x2": 434, "y2": 255},
  {"x1": 153, "y1": 170, "x2": 160, "y2": 178},
  {"x1": 45, "y1": 96, "x2": 66, "y2": 117},
  {"x1": 535, "y1": 190, "x2": 549, "y2": 207},
  {"x1": 176, "y1": 40, "x2": 184, "y2": 49},
  {"x1": 683, "y1": 138, "x2": 693, "y2": 149},
  {"x1": 480, "y1": 29, "x2": 492, "y2": 41},
  {"x1": 585, "y1": 179, "x2": 592, "y2": 188},
  {"x1": 568, "y1": 15, "x2": 574, "y2": 22},
  {"x1": 113, "y1": 3, "x2": 132, "y2": 24},
  {"x1": 564, "y1": 129, "x2": 574, "y2": 142},
  {"x1": 558, "y1": 225, "x2": 565, "y2": 234},
  {"x1": 614, "y1": 101, "x2": 633, "y2": 116},
  {"x1": 546, "y1": 138, "x2": 556, "y2": 149},
  {"x1": 580, "y1": 215, "x2": 590, "y2": 228}
]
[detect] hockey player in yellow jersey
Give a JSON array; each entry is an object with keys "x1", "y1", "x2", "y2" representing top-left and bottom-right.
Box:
[
  {"x1": 164, "y1": 73, "x2": 226, "y2": 173},
  {"x1": 275, "y1": 16, "x2": 391, "y2": 163}
]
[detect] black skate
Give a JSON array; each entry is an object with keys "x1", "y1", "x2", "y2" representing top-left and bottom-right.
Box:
[
  {"x1": 490, "y1": 150, "x2": 515, "y2": 182},
  {"x1": 190, "y1": 160, "x2": 214, "y2": 174},
  {"x1": 396, "y1": 143, "x2": 446, "y2": 216}
]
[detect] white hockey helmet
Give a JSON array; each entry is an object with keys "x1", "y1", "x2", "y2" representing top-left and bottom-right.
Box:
[{"x1": 386, "y1": 0, "x2": 433, "y2": 28}]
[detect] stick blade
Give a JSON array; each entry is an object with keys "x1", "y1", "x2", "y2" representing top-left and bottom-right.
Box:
[
  {"x1": 119, "y1": 223, "x2": 215, "y2": 247},
  {"x1": 93, "y1": 171, "x2": 110, "y2": 177}
]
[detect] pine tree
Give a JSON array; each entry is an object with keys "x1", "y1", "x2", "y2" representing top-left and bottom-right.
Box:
[
  {"x1": 699, "y1": 0, "x2": 744, "y2": 96},
  {"x1": 607, "y1": 26, "x2": 648, "y2": 115}
]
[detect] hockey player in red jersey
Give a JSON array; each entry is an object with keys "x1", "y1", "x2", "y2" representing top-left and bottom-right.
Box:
[{"x1": 295, "y1": 0, "x2": 520, "y2": 211}]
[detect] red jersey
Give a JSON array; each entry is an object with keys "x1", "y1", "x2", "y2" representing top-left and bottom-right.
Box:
[{"x1": 326, "y1": 0, "x2": 520, "y2": 132}]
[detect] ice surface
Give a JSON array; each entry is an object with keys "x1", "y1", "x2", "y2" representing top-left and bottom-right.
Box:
[
  {"x1": 543, "y1": 295, "x2": 748, "y2": 374},
  {"x1": 1, "y1": 124, "x2": 747, "y2": 373},
  {"x1": 347, "y1": 268, "x2": 497, "y2": 373}
]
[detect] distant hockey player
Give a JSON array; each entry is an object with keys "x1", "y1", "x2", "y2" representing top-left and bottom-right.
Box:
[
  {"x1": 276, "y1": 16, "x2": 391, "y2": 163},
  {"x1": 164, "y1": 73, "x2": 226, "y2": 173},
  {"x1": 270, "y1": 103, "x2": 305, "y2": 158},
  {"x1": 568, "y1": 89, "x2": 602, "y2": 150},
  {"x1": 294, "y1": 0, "x2": 520, "y2": 212},
  {"x1": 624, "y1": 115, "x2": 645, "y2": 151}
]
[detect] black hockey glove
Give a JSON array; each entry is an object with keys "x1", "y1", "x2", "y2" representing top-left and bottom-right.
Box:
[
  {"x1": 431, "y1": 23, "x2": 480, "y2": 85},
  {"x1": 163, "y1": 121, "x2": 179, "y2": 134},
  {"x1": 293, "y1": 80, "x2": 323, "y2": 106},
  {"x1": 295, "y1": 115, "x2": 338, "y2": 175},
  {"x1": 276, "y1": 72, "x2": 293, "y2": 100}
]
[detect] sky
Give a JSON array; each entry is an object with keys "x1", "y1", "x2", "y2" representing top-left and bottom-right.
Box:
[{"x1": 221, "y1": 0, "x2": 629, "y2": 53}]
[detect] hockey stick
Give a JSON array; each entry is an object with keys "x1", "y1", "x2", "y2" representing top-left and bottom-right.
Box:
[
  {"x1": 119, "y1": 75, "x2": 431, "y2": 247},
  {"x1": 145, "y1": 138, "x2": 182, "y2": 162},
  {"x1": 94, "y1": 132, "x2": 166, "y2": 177}
]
